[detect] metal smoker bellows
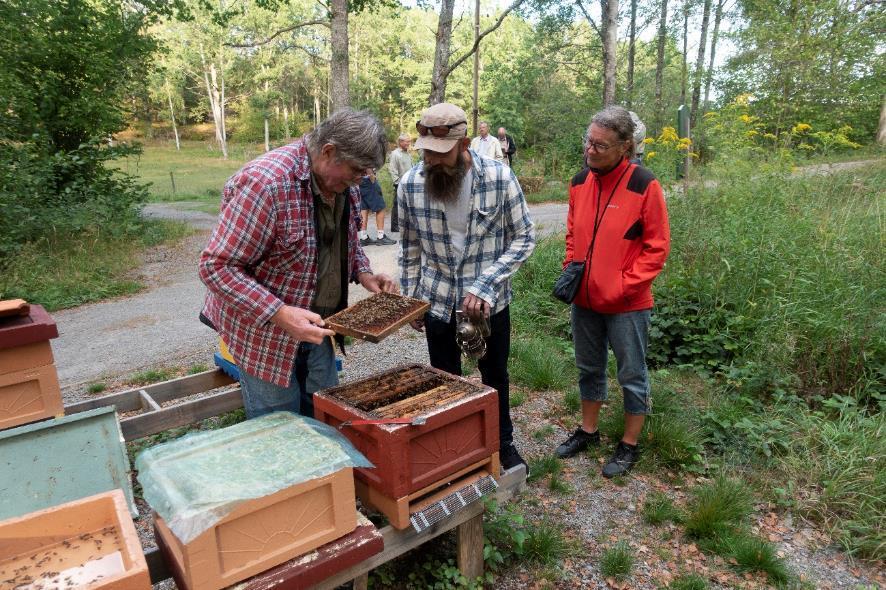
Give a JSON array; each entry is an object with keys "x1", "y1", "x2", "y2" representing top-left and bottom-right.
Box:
[
  {"x1": 409, "y1": 475, "x2": 499, "y2": 533},
  {"x1": 455, "y1": 310, "x2": 490, "y2": 360}
]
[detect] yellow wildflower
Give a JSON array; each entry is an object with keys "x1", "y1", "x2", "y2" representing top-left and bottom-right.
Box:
[
  {"x1": 659, "y1": 127, "x2": 679, "y2": 143},
  {"x1": 689, "y1": 152, "x2": 700, "y2": 159},
  {"x1": 746, "y1": 130, "x2": 759, "y2": 138},
  {"x1": 798, "y1": 143, "x2": 814, "y2": 150},
  {"x1": 646, "y1": 151, "x2": 656, "y2": 159},
  {"x1": 703, "y1": 111, "x2": 717, "y2": 119},
  {"x1": 763, "y1": 133, "x2": 777, "y2": 140},
  {"x1": 642, "y1": 137, "x2": 655, "y2": 144},
  {"x1": 792, "y1": 123, "x2": 812, "y2": 134},
  {"x1": 739, "y1": 114, "x2": 754, "y2": 124},
  {"x1": 735, "y1": 94, "x2": 752, "y2": 106}
]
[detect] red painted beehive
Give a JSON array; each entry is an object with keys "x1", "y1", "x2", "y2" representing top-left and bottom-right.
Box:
[{"x1": 313, "y1": 364, "x2": 499, "y2": 500}]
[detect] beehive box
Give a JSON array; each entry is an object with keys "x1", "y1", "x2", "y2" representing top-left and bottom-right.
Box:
[
  {"x1": 314, "y1": 364, "x2": 500, "y2": 500},
  {"x1": 325, "y1": 291, "x2": 429, "y2": 342},
  {"x1": 153, "y1": 468, "x2": 356, "y2": 590},
  {"x1": 0, "y1": 489, "x2": 149, "y2": 590},
  {"x1": 0, "y1": 304, "x2": 63, "y2": 430},
  {"x1": 138, "y1": 413, "x2": 363, "y2": 590}
]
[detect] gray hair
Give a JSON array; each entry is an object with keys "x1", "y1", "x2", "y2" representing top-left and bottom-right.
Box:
[
  {"x1": 307, "y1": 108, "x2": 386, "y2": 169},
  {"x1": 586, "y1": 106, "x2": 636, "y2": 157},
  {"x1": 397, "y1": 133, "x2": 411, "y2": 142}
]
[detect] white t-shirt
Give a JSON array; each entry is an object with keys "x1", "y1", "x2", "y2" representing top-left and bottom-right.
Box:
[
  {"x1": 470, "y1": 136, "x2": 504, "y2": 162},
  {"x1": 444, "y1": 168, "x2": 475, "y2": 263}
]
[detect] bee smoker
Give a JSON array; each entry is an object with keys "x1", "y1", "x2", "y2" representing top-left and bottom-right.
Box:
[{"x1": 455, "y1": 310, "x2": 490, "y2": 360}]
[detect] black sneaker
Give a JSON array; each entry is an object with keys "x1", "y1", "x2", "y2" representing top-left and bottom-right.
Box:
[
  {"x1": 359, "y1": 236, "x2": 373, "y2": 247},
  {"x1": 375, "y1": 235, "x2": 396, "y2": 246},
  {"x1": 500, "y1": 443, "x2": 528, "y2": 475},
  {"x1": 555, "y1": 427, "x2": 600, "y2": 459},
  {"x1": 602, "y1": 441, "x2": 640, "y2": 478}
]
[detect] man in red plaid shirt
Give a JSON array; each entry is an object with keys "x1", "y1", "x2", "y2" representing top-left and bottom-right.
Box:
[{"x1": 199, "y1": 109, "x2": 397, "y2": 419}]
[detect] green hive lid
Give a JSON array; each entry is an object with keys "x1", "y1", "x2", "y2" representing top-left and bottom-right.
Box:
[{"x1": 135, "y1": 412, "x2": 371, "y2": 543}]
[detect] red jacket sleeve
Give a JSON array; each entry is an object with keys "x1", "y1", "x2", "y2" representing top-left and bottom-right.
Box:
[{"x1": 623, "y1": 179, "x2": 670, "y2": 297}]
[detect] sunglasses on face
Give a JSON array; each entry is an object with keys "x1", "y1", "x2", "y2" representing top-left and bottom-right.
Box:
[{"x1": 416, "y1": 120, "x2": 467, "y2": 137}]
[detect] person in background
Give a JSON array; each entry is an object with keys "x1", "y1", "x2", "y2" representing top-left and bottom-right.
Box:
[
  {"x1": 358, "y1": 168, "x2": 396, "y2": 246},
  {"x1": 470, "y1": 121, "x2": 504, "y2": 163},
  {"x1": 387, "y1": 133, "x2": 414, "y2": 234},
  {"x1": 555, "y1": 105, "x2": 670, "y2": 478},
  {"x1": 629, "y1": 111, "x2": 647, "y2": 165},
  {"x1": 199, "y1": 109, "x2": 397, "y2": 420},
  {"x1": 497, "y1": 127, "x2": 517, "y2": 167},
  {"x1": 398, "y1": 103, "x2": 536, "y2": 473}
]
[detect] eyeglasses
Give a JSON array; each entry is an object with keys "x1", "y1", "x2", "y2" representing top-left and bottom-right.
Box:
[
  {"x1": 416, "y1": 120, "x2": 467, "y2": 137},
  {"x1": 586, "y1": 140, "x2": 622, "y2": 153}
]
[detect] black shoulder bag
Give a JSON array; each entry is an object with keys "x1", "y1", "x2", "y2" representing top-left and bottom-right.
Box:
[{"x1": 552, "y1": 165, "x2": 631, "y2": 304}]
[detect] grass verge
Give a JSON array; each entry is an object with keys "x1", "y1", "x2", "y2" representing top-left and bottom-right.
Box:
[{"x1": 0, "y1": 219, "x2": 192, "y2": 310}]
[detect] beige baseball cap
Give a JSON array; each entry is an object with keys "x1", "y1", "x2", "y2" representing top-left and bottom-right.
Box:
[{"x1": 414, "y1": 103, "x2": 468, "y2": 153}]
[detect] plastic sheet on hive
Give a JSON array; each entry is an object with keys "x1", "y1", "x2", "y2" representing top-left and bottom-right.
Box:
[{"x1": 135, "y1": 412, "x2": 373, "y2": 543}]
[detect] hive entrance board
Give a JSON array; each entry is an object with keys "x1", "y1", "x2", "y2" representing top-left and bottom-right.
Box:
[
  {"x1": 323, "y1": 364, "x2": 485, "y2": 418},
  {"x1": 325, "y1": 292, "x2": 429, "y2": 343}
]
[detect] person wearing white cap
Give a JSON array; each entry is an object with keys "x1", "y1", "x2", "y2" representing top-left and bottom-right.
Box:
[{"x1": 397, "y1": 102, "x2": 536, "y2": 473}]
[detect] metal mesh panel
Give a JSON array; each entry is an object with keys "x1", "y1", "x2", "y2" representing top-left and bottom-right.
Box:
[{"x1": 410, "y1": 475, "x2": 499, "y2": 533}]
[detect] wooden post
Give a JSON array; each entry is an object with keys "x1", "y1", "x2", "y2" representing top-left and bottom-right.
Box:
[
  {"x1": 456, "y1": 512, "x2": 484, "y2": 581},
  {"x1": 169, "y1": 171, "x2": 177, "y2": 197}
]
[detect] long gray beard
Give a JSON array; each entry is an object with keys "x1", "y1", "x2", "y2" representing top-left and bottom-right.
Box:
[{"x1": 424, "y1": 152, "x2": 468, "y2": 203}]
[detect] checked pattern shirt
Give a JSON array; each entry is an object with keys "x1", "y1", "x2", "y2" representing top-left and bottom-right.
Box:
[
  {"x1": 198, "y1": 138, "x2": 371, "y2": 387},
  {"x1": 397, "y1": 149, "x2": 536, "y2": 321}
]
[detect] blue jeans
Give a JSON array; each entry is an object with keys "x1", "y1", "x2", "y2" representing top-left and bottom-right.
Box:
[
  {"x1": 571, "y1": 305, "x2": 651, "y2": 415},
  {"x1": 239, "y1": 339, "x2": 338, "y2": 419}
]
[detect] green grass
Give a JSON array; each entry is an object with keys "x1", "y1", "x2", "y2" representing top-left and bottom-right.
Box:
[
  {"x1": 599, "y1": 540, "x2": 633, "y2": 580},
  {"x1": 642, "y1": 492, "x2": 682, "y2": 525},
  {"x1": 523, "y1": 521, "x2": 570, "y2": 566},
  {"x1": 667, "y1": 573, "x2": 709, "y2": 590},
  {"x1": 509, "y1": 390, "x2": 526, "y2": 407},
  {"x1": 510, "y1": 335, "x2": 575, "y2": 391},
  {"x1": 0, "y1": 219, "x2": 192, "y2": 310},
  {"x1": 684, "y1": 476, "x2": 753, "y2": 539},
  {"x1": 532, "y1": 424, "x2": 556, "y2": 441},
  {"x1": 563, "y1": 389, "x2": 580, "y2": 413},
  {"x1": 187, "y1": 363, "x2": 210, "y2": 375},
  {"x1": 523, "y1": 183, "x2": 568, "y2": 204},
  {"x1": 114, "y1": 141, "x2": 259, "y2": 202},
  {"x1": 86, "y1": 383, "x2": 107, "y2": 395},
  {"x1": 127, "y1": 368, "x2": 175, "y2": 386},
  {"x1": 718, "y1": 532, "x2": 790, "y2": 585},
  {"x1": 527, "y1": 455, "x2": 563, "y2": 483}
]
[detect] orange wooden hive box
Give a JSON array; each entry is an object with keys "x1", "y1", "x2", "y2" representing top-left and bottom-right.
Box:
[
  {"x1": 0, "y1": 489, "x2": 150, "y2": 590},
  {"x1": 138, "y1": 413, "x2": 362, "y2": 590},
  {"x1": 0, "y1": 303, "x2": 63, "y2": 431},
  {"x1": 313, "y1": 364, "x2": 500, "y2": 501}
]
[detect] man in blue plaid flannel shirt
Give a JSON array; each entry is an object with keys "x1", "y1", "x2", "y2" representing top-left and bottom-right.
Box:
[{"x1": 397, "y1": 103, "x2": 536, "y2": 473}]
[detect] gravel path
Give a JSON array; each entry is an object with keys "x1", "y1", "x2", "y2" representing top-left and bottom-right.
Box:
[{"x1": 54, "y1": 201, "x2": 566, "y2": 400}]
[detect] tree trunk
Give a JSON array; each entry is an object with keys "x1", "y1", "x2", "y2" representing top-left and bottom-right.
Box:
[
  {"x1": 703, "y1": 0, "x2": 725, "y2": 110},
  {"x1": 878, "y1": 94, "x2": 886, "y2": 146},
  {"x1": 681, "y1": 1, "x2": 689, "y2": 106},
  {"x1": 329, "y1": 0, "x2": 350, "y2": 111},
  {"x1": 655, "y1": 0, "x2": 668, "y2": 129},
  {"x1": 200, "y1": 43, "x2": 228, "y2": 159},
  {"x1": 627, "y1": 0, "x2": 637, "y2": 109},
  {"x1": 218, "y1": 43, "x2": 228, "y2": 159},
  {"x1": 165, "y1": 79, "x2": 180, "y2": 151},
  {"x1": 472, "y1": 0, "x2": 480, "y2": 134},
  {"x1": 602, "y1": 0, "x2": 619, "y2": 106},
  {"x1": 430, "y1": 0, "x2": 456, "y2": 105},
  {"x1": 690, "y1": 0, "x2": 711, "y2": 126},
  {"x1": 264, "y1": 79, "x2": 270, "y2": 152}
]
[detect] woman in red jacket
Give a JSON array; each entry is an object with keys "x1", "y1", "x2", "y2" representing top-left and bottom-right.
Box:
[{"x1": 555, "y1": 106, "x2": 670, "y2": 478}]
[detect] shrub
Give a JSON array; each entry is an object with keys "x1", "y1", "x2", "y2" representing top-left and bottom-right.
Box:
[{"x1": 523, "y1": 520, "x2": 569, "y2": 566}]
